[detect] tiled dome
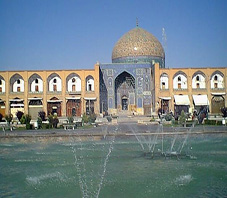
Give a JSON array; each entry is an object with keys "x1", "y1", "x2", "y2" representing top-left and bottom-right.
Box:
[{"x1": 112, "y1": 27, "x2": 165, "y2": 64}]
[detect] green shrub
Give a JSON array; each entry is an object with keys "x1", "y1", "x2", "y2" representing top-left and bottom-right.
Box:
[
  {"x1": 178, "y1": 110, "x2": 186, "y2": 125},
  {"x1": 48, "y1": 114, "x2": 54, "y2": 128},
  {"x1": 20, "y1": 115, "x2": 26, "y2": 124},
  {"x1": 53, "y1": 115, "x2": 59, "y2": 128},
  {"x1": 26, "y1": 123, "x2": 31, "y2": 130},
  {"x1": 24, "y1": 114, "x2": 31, "y2": 130},
  {"x1": 171, "y1": 119, "x2": 178, "y2": 126},
  {"x1": 165, "y1": 113, "x2": 173, "y2": 121},
  {"x1": 41, "y1": 123, "x2": 50, "y2": 129},
  {"x1": 37, "y1": 117, "x2": 42, "y2": 129},
  {"x1": 204, "y1": 119, "x2": 222, "y2": 125},
  {"x1": 217, "y1": 121, "x2": 222, "y2": 125},
  {"x1": 25, "y1": 114, "x2": 31, "y2": 123},
  {"x1": 5, "y1": 114, "x2": 13, "y2": 124},
  {"x1": 82, "y1": 113, "x2": 89, "y2": 123},
  {"x1": 88, "y1": 113, "x2": 96, "y2": 123}
]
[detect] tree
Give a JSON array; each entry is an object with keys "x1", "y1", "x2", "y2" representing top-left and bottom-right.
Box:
[
  {"x1": 5, "y1": 114, "x2": 13, "y2": 124},
  {"x1": 37, "y1": 117, "x2": 42, "y2": 129},
  {"x1": 48, "y1": 114, "x2": 54, "y2": 128},
  {"x1": 24, "y1": 114, "x2": 31, "y2": 130},
  {"x1": 16, "y1": 111, "x2": 24, "y2": 122},
  {"x1": 38, "y1": 111, "x2": 46, "y2": 121},
  {"x1": 221, "y1": 107, "x2": 227, "y2": 118},
  {"x1": 88, "y1": 113, "x2": 96, "y2": 123},
  {"x1": 53, "y1": 115, "x2": 59, "y2": 128},
  {"x1": 82, "y1": 113, "x2": 89, "y2": 123},
  {"x1": 178, "y1": 110, "x2": 186, "y2": 126}
]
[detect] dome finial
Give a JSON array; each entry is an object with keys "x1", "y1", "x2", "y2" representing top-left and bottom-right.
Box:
[{"x1": 136, "y1": 17, "x2": 139, "y2": 27}]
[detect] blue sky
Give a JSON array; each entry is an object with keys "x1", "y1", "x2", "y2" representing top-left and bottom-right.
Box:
[{"x1": 0, "y1": 0, "x2": 226, "y2": 71}]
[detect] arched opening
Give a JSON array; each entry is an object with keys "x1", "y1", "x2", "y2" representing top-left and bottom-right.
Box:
[
  {"x1": 9, "y1": 97, "x2": 24, "y2": 117},
  {"x1": 47, "y1": 97, "x2": 62, "y2": 116},
  {"x1": 28, "y1": 73, "x2": 43, "y2": 92},
  {"x1": 211, "y1": 96, "x2": 225, "y2": 113},
  {"x1": 10, "y1": 73, "x2": 24, "y2": 92},
  {"x1": 35, "y1": 85, "x2": 39, "y2": 92},
  {"x1": 72, "y1": 85, "x2": 76, "y2": 92},
  {"x1": 66, "y1": 73, "x2": 81, "y2": 93},
  {"x1": 210, "y1": 71, "x2": 224, "y2": 89},
  {"x1": 28, "y1": 98, "x2": 43, "y2": 119},
  {"x1": 160, "y1": 73, "x2": 168, "y2": 90},
  {"x1": 0, "y1": 76, "x2": 5, "y2": 93},
  {"x1": 122, "y1": 95, "x2": 128, "y2": 110},
  {"x1": 0, "y1": 99, "x2": 5, "y2": 117},
  {"x1": 173, "y1": 71, "x2": 187, "y2": 90},
  {"x1": 86, "y1": 75, "x2": 94, "y2": 91},
  {"x1": 47, "y1": 73, "x2": 62, "y2": 92},
  {"x1": 66, "y1": 99, "x2": 81, "y2": 117},
  {"x1": 196, "y1": 75, "x2": 200, "y2": 81},
  {"x1": 115, "y1": 71, "x2": 135, "y2": 112}
]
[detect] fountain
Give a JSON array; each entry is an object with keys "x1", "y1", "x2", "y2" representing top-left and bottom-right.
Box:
[
  {"x1": 70, "y1": 124, "x2": 116, "y2": 198},
  {"x1": 0, "y1": 123, "x2": 227, "y2": 197},
  {"x1": 129, "y1": 122, "x2": 194, "y2": 159},
  {"x1": 163, "y1": 126, "x2": 193, "y2": 159},
  {"x1": 128, "y1": 123, "x2": 162, "y2": 156}
]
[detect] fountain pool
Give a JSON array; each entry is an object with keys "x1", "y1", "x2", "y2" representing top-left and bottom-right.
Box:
[{"x1": 0, "y1": 133, "x2": 227, "y2": 198}]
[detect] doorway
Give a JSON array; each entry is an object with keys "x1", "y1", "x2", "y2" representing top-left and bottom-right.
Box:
[{"x1": 122, "y1": 97, "x2": 128, "y2": 110}]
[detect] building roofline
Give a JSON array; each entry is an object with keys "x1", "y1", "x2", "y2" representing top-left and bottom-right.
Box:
[
  {"x1": 161, "y1": 66, "x2": 227, "y2": 70},
  {"x1": 0, "y1": 68, "x2": 95, "y2": 73}
]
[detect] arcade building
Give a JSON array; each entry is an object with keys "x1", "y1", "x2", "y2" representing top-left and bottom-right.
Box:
[{"x1": 0, "y1": 26, "x2": 226, "y2": 119}]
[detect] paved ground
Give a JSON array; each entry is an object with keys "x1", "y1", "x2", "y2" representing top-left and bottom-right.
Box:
[{"x1": 0, "y1": 123, "x2": 227, "y2": 138}]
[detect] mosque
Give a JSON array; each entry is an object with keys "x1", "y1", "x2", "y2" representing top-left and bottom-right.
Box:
[{"x1": 0, "y1": 25, "x2": 226, "y2": 119}]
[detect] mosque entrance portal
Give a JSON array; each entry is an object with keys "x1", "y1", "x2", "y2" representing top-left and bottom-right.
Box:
[{"x1": 115, "y1": 71, "x2": 135, "y2": 113}]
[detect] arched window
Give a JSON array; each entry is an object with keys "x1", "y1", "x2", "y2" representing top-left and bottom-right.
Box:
[
  {"x1": 86, "y1": 76, "x2": 94, "y2": 91},
  {"x1": 72, "y1": 85, "x2": 76, "y2": 92},
  {"x1": 47, "y1": 73, "x2": 62, "y2": 92},
  {"x1": 66, "y1": 73, "x2": 81, "y2": 92},
  {"x1": 35, "y1": 85, "x2": 39, "y2": 92},
  {"x1": 192, "y1": 71, "x2": 206, "y2": 89},
  {"x1": 28, "y1": 73, "x2": 43, "y2": 92},
  {"x1": 196, "y1": 75, "x2": 200, "y2": 81},
  {"x1": 10, "y1": 74, "x2": 24, "y2": 92},
  {"x1": 178, "y1": 83, "x2": 181, "y2": 89},
  {"x1": 211, "y1": 71, "x2": 224, "y2": 89},
  {"x1": 0, "y1": 76, "x2": 5, "y2": 93},
  {"x1": 162, "y1": 82, "x2": 165, "y2": 88},
  {"x1": 160, "y1": 73, "x2": 168, "y2": 90},
  {"x1": 173, "y1": 72, "x2": 187, "y2": 90}
]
